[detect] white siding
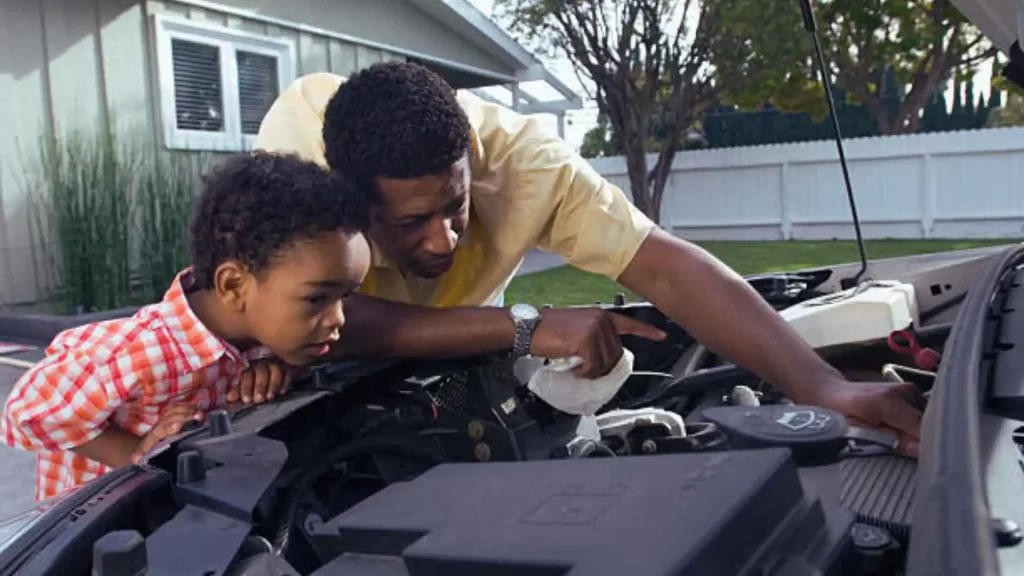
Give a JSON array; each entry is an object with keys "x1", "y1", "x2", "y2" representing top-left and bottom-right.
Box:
[
  {"x1": 0, "y1": 0, "x2": 409, "y2": 305},
  {"x1": 203, "y1": 0, "x2": 515, "y2": 77},
  {"x1": 589, "y1": 127, "x2": 1024, "y2": 241}
]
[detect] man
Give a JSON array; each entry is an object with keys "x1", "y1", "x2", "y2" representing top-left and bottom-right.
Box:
[{"x1": 254, "y1": 62, "x2": 924, "y2": 457}]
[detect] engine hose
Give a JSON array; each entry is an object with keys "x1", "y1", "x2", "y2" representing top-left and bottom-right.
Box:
[{"x1": 272, "y1": 437, "x2": 447, "y2": 555}]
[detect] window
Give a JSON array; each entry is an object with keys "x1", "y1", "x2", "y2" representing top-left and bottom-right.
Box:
[{"x1": 152, "y1": 14, "x2": 296, "y2": 151}]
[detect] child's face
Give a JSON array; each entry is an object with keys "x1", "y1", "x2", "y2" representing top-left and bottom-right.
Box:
[{"x1": 244, "y1": 231, "x2": 370, "y2": 366}]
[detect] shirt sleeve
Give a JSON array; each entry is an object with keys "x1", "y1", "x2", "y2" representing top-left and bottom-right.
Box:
[
  {"x1": 253, "y1": 72, "x2": 344, "y2": 167},
  {"x1": 460, "y1": 91, "x2": 657, "y2": 280},
  {"x1": 1, "y1": 351, "x2": 130, "y2": 453}
]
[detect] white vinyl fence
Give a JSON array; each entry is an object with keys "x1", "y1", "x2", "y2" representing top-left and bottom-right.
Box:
[{"x1": 588, "y1": 127, "x2": 1024, "y2": 241}]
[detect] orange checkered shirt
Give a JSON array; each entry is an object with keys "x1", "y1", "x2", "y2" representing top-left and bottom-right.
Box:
[{"x1": 1, "y1": 269, "x2": 272, "y2": 502}]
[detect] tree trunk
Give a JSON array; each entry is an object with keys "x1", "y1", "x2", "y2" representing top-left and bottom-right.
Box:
[
  {"x1": 647, "y1": 141, "x2": 678, "y2": 225},
  {"x1": 624, "y1": 143, "x2": 654, "y2": 222}
]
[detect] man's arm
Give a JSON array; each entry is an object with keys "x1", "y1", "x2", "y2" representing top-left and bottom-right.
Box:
[
  {"x1": 617, "y1": 229, "x2": 924, "y2": 456},
  {"x1": 457, "y1": 93, "x2": 922, "y2": 456},
  {"x1": 335, "y1": 294, "x2": 666, "y2": 378},
  {"x1": 618, "y1": 229, "x2": 846, "y2": 403},
  {"x1": 337, "y1": 294, "x2": 517, "y2": 358}
]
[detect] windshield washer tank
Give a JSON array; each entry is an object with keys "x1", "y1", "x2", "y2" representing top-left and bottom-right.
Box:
[{"x1": 780, "y1": 281, "x2": 919, "y2": 349}]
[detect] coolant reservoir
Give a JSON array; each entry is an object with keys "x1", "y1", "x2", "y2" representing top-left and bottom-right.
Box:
[{"x1": 779, "y1": 281, "x2": 919, "y2": 349}]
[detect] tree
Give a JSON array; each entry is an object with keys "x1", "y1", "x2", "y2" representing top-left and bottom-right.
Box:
[
  {"x1": 495, "y1": 0, "x2": 722, "y2": 223},
  {"x1": 712, "y1": 0, "x2": 997, "y2": 135},
  {"x1": 987, "y1": 57, "x2": 1024, "y2": 128},
  {"x1": 579, "y1": 115, "x2": 619, "y2": 158},
  {"x1": 986, "y1": 88, "x2": 1024, "y2": 128}
]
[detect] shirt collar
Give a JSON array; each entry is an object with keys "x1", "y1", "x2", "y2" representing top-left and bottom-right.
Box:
[{"x1": 157, "y1": 268, "x2": 272, "y2": 371}]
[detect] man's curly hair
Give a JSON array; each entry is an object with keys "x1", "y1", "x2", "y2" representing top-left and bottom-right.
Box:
[
  {"x1": 322, "y1": 61, "x2": 471, "y2": 191},
  {"x1": 189, "y1": 151, "x2": 367, "y2": 290}
]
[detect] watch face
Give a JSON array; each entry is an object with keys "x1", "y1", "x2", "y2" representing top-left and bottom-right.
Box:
[{"x1": 511, "y1": 303, "x2": 540, "y2": 321}]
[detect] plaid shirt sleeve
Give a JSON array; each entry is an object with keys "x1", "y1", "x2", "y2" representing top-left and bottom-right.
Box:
[{"x1": 2, "y1": 341, "x2": 133, "y2": 454}]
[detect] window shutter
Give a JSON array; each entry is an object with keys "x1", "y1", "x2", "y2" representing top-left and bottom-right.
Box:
[
  {"x1": 236, "y1": 51, "x2": 280, "y2": 135},
  {"x1": 170, "y1": 38, "x2": 224, "y2": 132}
]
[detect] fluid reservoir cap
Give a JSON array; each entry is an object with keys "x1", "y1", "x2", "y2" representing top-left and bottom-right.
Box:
[
  {"x1": 701, "y1": 404, "x2": 849, "y2": 465},
  {"x1": 92, "y1": 530, "x2": 147, "y2": 576}
]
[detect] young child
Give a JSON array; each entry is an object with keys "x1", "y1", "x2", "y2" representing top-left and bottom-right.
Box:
[{"x1": 1, "y1": 150, "x2": 370, "y2": 502}]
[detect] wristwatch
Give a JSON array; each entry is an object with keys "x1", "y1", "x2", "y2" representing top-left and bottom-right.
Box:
[{"x1": 509, "y1": 303, "x2": 542, "y2": 358}]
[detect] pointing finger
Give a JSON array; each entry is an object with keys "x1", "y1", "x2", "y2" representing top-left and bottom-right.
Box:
[{"x1": 607, "y1": 313, "x2": 667, "y2": 341}]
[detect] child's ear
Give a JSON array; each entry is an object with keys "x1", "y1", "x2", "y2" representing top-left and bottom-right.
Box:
[{"x1": 213, "y1": 260, "x2": 251, "y2": 312}]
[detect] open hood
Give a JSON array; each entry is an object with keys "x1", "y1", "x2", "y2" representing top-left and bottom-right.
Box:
[{"x1": 951, "y1": 0, "x2": 1024, "y2": 87}]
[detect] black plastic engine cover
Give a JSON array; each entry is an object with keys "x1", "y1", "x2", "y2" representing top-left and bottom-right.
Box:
[{"x1": 307, "y1": 449, "x2": 854, "y2": 576}]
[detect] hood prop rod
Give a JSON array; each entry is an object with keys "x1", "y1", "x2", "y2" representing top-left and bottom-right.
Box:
[{"x1": 798, "y1": 0, "x2": 869, "y2": 289}]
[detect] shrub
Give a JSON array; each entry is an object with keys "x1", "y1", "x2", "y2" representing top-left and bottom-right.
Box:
[{"x1": 27, "y1": 125, "x2": 210, "y2": 313}]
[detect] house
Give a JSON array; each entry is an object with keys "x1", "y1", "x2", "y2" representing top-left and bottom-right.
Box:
[{"x1": 0, "y1": 0, "x2": 581, "y2": 306}]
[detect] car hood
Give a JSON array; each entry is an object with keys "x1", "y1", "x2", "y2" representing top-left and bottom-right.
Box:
[{"x1": 950, "y1": 0, "x2": 1022, "y2": 54}]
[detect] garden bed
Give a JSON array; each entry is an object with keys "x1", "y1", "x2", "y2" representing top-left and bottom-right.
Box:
[{"x1": 7, "y1": 125, "x2": 209, "y2": 346}]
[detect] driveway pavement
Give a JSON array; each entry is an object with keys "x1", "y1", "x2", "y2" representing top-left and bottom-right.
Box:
[{"x1": 517, "y1": 250, "x2": 565, "y2": 275}]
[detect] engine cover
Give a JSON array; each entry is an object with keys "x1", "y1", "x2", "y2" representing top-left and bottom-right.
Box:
[{"x1": 306, "y1": 448, "x2": 854, "y2": 576}]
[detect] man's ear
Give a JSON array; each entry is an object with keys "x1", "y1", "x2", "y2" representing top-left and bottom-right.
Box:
[{"x1": 212, "y1": 260, "x2": 252, "y2": 312}]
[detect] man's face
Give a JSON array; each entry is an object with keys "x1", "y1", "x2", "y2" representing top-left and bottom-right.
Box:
[
  {"x1": 369, "y1": 155, "x2": 471, "y2": 279},
  {"x1": 243, "y1": 231, "x2": 370, "y2": 366}
]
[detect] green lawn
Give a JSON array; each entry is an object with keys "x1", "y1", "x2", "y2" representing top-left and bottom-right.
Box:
[{"x1": 505, "y1": 239, "x2": 1018, "y2": 307}]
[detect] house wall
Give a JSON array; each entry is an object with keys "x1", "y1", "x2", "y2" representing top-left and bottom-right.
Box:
[
  {"x1": 202, "y1": 0, "x2": 517, "y2": 78},
  {"x1": 590, "y1": 127, "x2": 1024, "y2": 241},
  {"x1": 0, "y1": 0, "x2": 439, "y2": 306}
]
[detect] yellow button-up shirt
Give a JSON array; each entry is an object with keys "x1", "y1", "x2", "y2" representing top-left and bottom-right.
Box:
[{"x1": 254, "y1": 73, "x2": 655, "y2": 308}]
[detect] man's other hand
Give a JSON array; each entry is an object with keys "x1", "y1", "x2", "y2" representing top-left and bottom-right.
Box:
[{"x1": 811, "y1": 379, "x2": 925, "y2": 459}]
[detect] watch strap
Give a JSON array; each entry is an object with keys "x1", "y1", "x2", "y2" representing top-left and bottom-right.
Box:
[
  {"x1": 512, "y1": 319, "x2": 535, "y2": 357},
  {"x1": 510, "y1": 305, "x2": 541, "y2": 358}
]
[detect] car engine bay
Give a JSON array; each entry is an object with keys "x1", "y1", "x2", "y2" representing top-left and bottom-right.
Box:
[{"x1": 14, "y1": 264, "x2": 967, "y2": 576}]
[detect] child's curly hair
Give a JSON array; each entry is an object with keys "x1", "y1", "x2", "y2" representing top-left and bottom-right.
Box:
[{"x1": 189, "y1": 151, "x2": 367, "y2": 289}]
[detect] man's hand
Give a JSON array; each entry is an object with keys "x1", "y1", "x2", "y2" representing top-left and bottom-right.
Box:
[
  {"x1": 131, "y1": 403, "x2": 205, "y2": 464},
  {"x1": 228, "y1": 359, "x2": 293, "y2": 405},
  {"x1": 529, "y1": 309, "x2": 667, "y2": 378},
  {"x1": 811, "y1": 379, "x2": 924, "y2": 459}
]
